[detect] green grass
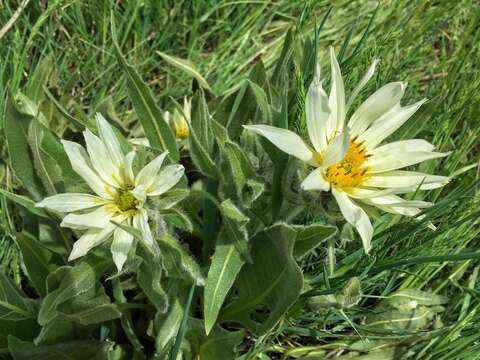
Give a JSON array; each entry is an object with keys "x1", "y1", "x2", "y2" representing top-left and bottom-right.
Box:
[{"x1": 1, "y1": 0, "x2": 479, "y2": 359}]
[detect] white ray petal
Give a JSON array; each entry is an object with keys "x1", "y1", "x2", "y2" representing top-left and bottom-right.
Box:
[
  {"x1": 362, "y1": 170, "x2": 450, "y2": 189},
  {"x1": 373, "y1": 204, "x2": 422, "y2": 217},
  {"x1": 68, "y1": 219, "x2": 119, "y2": 261},
  {"x1": 124, "y1": 151, "x2": 136, "y2": 184},
  {"x1": 332, "y1": 188, "x2": 373, "y2": 254},
  {"x1": 83, "y1": 129, "x2": 121, "y2": 187},
  {"x1": 61, "y1": 140, "x2": 112, "y2": 198},
  {"x1": 131, "y1": 184, "x2": 147, "y2": 203},
  {"x1": 61, "y1": 205, "x2": 114, "y2": 230},
  {"x1": 135, "y1": 151, "x2": 169, "y2": 188},
  {"x1": 365, "y1": 194, "x2": 433, "y2": 208},
  {"x1": 346, "y1": 59, "x2": 379, "y2": 112},
  {"x1": 322, "y1": 128, "x2": 349, "y2": 167},
  {"x1": 36, "y1": 193, "x2": 108, "y2": 212},
  {"x1": 347, "y1": 187, "x2": 399, "y2": 199},
  {"x1": 243, "y1": 125, "x2": 314, "y2": 163},
  {"x1": 133, "y1": 209, "x2": 153, "y2": 245},
  {"x1": 306, "y1": 68, "x2": 331, "y2": 152},
  {"x1": 328, "y1": 47, "x2": 346, "y2": 134},
  {"x1": 369, "y1": 139, "x2": 434, "y2": 156},
  {"x1": 96, "y1": 113, "x2": 124, "y2": 168},
  {"x1": 148, "y1": 164, "x2": 185, "y2": 196},
  {"x1": 348, "y1": 82, "x2": 405, "y2": 137},
  {"x1": 111, "y1": 227, "x2": 134, "y2": 272},
  {"x1": 365, "y1": 151, "x2": 449, "y2": 173},
  {"x1": 301, "y1": 168, "x2": 330, "y2": 191},
  {"x1": 359, "y1": 99, "x2": 427, "y2": 148}
]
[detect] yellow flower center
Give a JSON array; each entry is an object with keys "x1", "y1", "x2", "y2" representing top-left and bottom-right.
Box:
[
  {"x1": 175, "y1": 124, "x2": 189, "y2": 139},
  {"x1": 324, "y1": 138, "x2": 370, "y2": 189},
  {"x1": 114, "y1": 186, "x2": 139, "y2": 213}
]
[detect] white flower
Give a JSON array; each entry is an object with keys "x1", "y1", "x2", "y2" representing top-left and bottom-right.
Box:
[
  {"x1": 36, "y1": 114, "x2": 185, "y2": 271},
  {"x1": 244, "y1": 48, "x2": 450, "y2": 254}
]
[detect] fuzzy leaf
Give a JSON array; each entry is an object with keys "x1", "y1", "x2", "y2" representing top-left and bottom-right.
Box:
[
  {"x1": 0, "y1": 189, "x2": 48, "y2": 218},
  {"x1": 4, "y1": 95, "x2": 43, "y2": 200},
  {"x1": 111, "y1": 16, "x2": 179, "y2": 161},
  {"x1": 204, "y1": 230, "x2": 245, "y2": 335},
  {"x1": 16, "y1": 232, "x2": 62, "y2": 297},
  {"x1": 38, "y1": 259, "x2": 110, "y2": 326},
  {"x1": 219, "y1": 199, "x2": 250, "y2": 262},
  {"x1": 221, "y1": 223, "x2": 303, "y2": 334},
  {"x1": 158, "y1": 235, "x2": 205, "y2": 286},
  {"x1": 188, "y1": 125, "x2": 220, "y2": 179},
  {"x1": 137, "y1": 245, "x2": 168, "y2": 313},
  {"x1": 0, "y1": 272, "x2": 37, "y2": 321},
  {"x1": 28, "y1": 119, "x2": 63, "y2": 195}
]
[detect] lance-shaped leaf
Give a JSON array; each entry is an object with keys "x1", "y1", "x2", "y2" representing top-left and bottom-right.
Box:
[
  {"x1": 26, "y1": 55, "x2": 54, "y2": 103},
  {"x1": 154, "y1": 282, "x2": 191, "y2": 356},
  {"x1": 111, "y1": 15, "x2": 179, "y2": 161},
  {"x1": 158, "y1": 234, "x2": 205, "y2": 286},
  {"x1": 188, "y1": 123, "x2": 220, "y2": 179},
  {"x1": 4, "y1": 95, "x2": 43, "y2": 200},
  {"x1": 0, "y1": 272, "x2": 37, "y2": 321},
  {"x1": 0, "y1": 273, "x2": 39, "y2": 348},
  {"x1": 28, "y1": 119, "x2": 63, "y2": 195},
  {"x1": 203, "y1": 230, "x2": 245, "y2": 335},
  {"x1": 190, "y1": 90, "x2": 213, "y2": 152},
  {"x1": 211, "y1": 119, "x2": 261, "y2": 205},
  {"x1": 0, "y1": 189, "x2": 48, "y2": 218},
  {"x1": 57, "y1": 295, "x2": 122, "y2": 326},
  {"x1": 248, "y1": 80, "x2": 272, "y2": 125},
  {"x1": 38, "y1": 259, "x2": 110, "y2": 325},
  {"x1": 157, "y1": 51, "x2": 213, "y2": 93},
  {"x1": 219, "y1": 199, "x2": 250, "y2": 262},
  {"x1": 221, "y1": 223, "x2": 303, "y2": 335},
  {"x1": 16, "y1": 232, "x2": 62, "y2": 297},
  {"x1": 136, "y1": 243, "x2": 169, "y2": 313}
]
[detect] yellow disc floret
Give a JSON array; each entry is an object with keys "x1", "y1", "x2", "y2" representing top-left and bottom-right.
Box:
[
  {"x1": 324, "y1": 137, "x2": 370, "y2": 189},
  {"x1": 114, "y1": 186, "x2": 139, "y2": 214},
  {"x1": 175, "y1": 123, "x2": 189, "y2": 140}
]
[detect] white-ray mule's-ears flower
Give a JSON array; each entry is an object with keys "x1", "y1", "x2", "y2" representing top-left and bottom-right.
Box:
[
  {"x1": 244, "y1": 47, "x2": 450, "y2": 254},
  {"x1": 36, "y1": 113, "x2": 185, "y2": 271}
]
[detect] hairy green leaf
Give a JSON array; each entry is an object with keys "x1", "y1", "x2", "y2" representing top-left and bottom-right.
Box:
[
  {"x1": 204, "y1": 230, "x2": 245, "y2": 335},
  {"x1": 111, "y1": 15, "x2": 179, "y2": 161},
  {"x1": 221, "y1": 223, "x2": 303, "y2": 335},
  {"x1": 4, "y1": 95, "x2": 43, "y2": 200},
  {"x1": 16, "y1": 232, "x2": 62, "y2": 297},
  {"x1": 38, "y1": 259, "x2": 110, "y2": 325}
]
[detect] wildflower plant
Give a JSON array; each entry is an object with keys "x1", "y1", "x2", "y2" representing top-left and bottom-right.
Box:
[{"x1": 0, "y1": 14, "x2": 456, "y2": 360}]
